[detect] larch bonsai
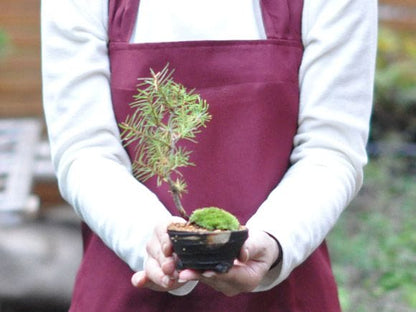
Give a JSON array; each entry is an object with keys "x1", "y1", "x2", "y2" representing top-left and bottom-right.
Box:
[{"x1": 119, "y1": 65, "x2": 240, "y2": 231}]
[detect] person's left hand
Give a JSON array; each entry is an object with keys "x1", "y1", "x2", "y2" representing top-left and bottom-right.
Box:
[{"x1": 177, "y1": 229, "x2": 280, "y2": 296}]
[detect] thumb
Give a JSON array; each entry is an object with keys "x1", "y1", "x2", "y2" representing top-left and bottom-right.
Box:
[
  {"x1": 239, "y1": 245, "x2": 250, "y2": 263},
  {"x1": 131, "y1": 271, "x2": 148, "y2": 288},
  {"x1": 238, "y1": 230, "x2": 273, "y2": 264}
]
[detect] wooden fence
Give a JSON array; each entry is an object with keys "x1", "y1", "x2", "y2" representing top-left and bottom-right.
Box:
[
  {"x1": 379, "y1": 0, "x2": 416, "y2": 30},
  {"x1": 0, "y1": 0, "x2": 41, "y2": 117},
  {"x1": 0, "y1": 0, "x2": 415, "y2": 118}
]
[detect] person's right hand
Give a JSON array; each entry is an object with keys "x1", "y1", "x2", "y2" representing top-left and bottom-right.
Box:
[{"x1": 131, "y1": 217, "x2": 193, "y2": 292}]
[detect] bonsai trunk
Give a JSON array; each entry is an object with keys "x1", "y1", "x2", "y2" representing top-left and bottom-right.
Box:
[{"x1": 167, "y1": 177, "x2": 188, "y2": 219}]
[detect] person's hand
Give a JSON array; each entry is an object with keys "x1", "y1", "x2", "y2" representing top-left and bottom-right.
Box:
[
  {"x1": 131, "y1": 217, "x2": 190, "y2": 292},
  {"x1": 178, "y1": 229, "x2": 280, "y2": 296}
]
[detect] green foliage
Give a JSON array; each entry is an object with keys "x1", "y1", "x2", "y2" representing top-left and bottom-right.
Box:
[
  {"x1": 119, "y1": 65, "x2": 211, "y2": 218},
  {"x1": 358, "y1": 28, "x2": 416, "y2": 310},
  {"x1": 328, "y1": 153, "x2": 416, "y2": 311},
  {"x1": 372, "y1": 27, "x2": 416, "y2": 142},
  {"x1": 189, "y1": 207, "x2": 240, "y2": 231},
  {"x1": 0, "y1": 29, "x2": 8, "y2": 56}
]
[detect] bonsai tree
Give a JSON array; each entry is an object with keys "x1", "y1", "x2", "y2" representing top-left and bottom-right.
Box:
[{"x1": 119, "y1": 65, "x2": 240, "y2": 231}]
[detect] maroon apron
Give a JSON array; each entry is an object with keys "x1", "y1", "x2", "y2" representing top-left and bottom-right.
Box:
[{"x1": 70, "y1": 0, "x2": 341, "y2": 311}]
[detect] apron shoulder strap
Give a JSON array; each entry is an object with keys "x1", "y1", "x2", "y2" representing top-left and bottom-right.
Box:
[
  {"x1": 260, "y1": 0, "x2": 303, "y2": 41},
  {"x1": 109, "y1": 0, "x2": 303, "y2": 43},
  {"x1": 108, "y1": 0, "x2": 140, "y2": 42}
]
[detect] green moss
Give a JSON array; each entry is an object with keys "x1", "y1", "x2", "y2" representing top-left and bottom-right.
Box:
[{"x1": 189, "y1": 207, "x2": 240, "y2": 231}]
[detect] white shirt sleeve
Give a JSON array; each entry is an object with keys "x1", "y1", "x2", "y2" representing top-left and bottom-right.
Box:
[
  {"x1": 41, "y1": 0, "x2": 172, "y2": 273},
  {"x1": 247, "y1": 0, "x2": 378, "y2": 291},
  {"x1": 41, "y1": 0, "x2": 377, "y2": 295}
]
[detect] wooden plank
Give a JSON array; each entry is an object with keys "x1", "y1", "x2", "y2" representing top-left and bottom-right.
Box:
[
  {"x1": 0, "y1": 0, "x2": 41, "y2": 117},
  {"x1": 380, "y1": 0, "x2": 416, "y2": 6},
  {"x1": 0, "y1": 29, "x2": 40, "y2": 49},
  {"x1": 0, "y1": 68, "x2": 41, "y2": 86},
  {"x1": 0, "y1": 103, "x2": 42, "y2": 119},
  {"x1": 0, "y1": 89, "x2": 42, "y2": 118},
  {"x1": 0, "y1": 11, "x2": 39, "y2": 23},
  {"x1": 379, "y1": 1, "x2": 416, "y2": 30},
  {"x1": 0, "y1": 55, "x2": 40, "y2": 71},
  {"x1": 0, "y1": 1, "x2": 40, "y2": 12}
]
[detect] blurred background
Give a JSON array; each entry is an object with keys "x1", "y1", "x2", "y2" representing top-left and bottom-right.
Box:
[
  {"x1": 327, "y1": 1, "x2": 416, "y2": 311},
  {"x1": 0, "y1": 0, "x2": 415, "y2": 311},
  {"x1": 1, "y1": 1, "x2": 82, "y2": 311}
]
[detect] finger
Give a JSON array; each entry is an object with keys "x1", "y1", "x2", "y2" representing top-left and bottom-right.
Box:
[
  {"x1": 238, "y1": 246, "x2": 250, "y2": 263},
  {"x1": 145, "y1": 257, "x2": 177, "y2": 290},
  {"x1": 199, "y1": 270, "x2": 246, "y2": 297},
  {"x1": 131, "y1": 271, "x2": 148, "y2": 288},
  {"x1": 161, "y1": 257, "x2": 178, "y2": 277},
  {"x1": 197, "y1": 231, "x2": 280, "y2": 296},
  {"x1": 239, "y1": 230, "x2": 277, "y2": 265},
  {"x1": 199, "y1": 261, "x2": 264, "y2": 296},
  {"x1": 146, "y1": 243, "x2": 174, "y2": 275},
  {"x1": 132, "y1": 270, "x2": 173, "y2": 292},
  {"x1": 146, "y1": 236, "x2": 167, "y2": 268},
  {"x1": 177, "y1": 269, "x2": 201, "y2": 283},
  {"x1": 155, "y1": 216, "x2": 186, "y2": 257},
  {"x1": 154, "y1": 222, "x2": 173, "y2": 257},
  {"x1": 147, "y1": 223, "x2": 184, "y2": 276}
]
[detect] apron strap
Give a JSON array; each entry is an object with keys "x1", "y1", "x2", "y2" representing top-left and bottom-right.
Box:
[
  {"x1": 108, "y1": 0, "x2": 140, "y2": 42},
  {"x1": 260, "y1": 0, "x2": 303, "y2": 40},
  {"x1": 108, "y1": 0, "x2": 302, "y2": 43}
]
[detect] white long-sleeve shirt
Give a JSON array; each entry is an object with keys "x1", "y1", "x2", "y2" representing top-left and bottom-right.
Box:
[{"x1": 41, "y1": 0, "x2": 377, "y2": 294}]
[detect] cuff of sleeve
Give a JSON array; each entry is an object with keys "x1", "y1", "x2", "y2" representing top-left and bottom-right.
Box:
[
  {"x1": 245, "y1": 219, "x2": 295, "y2": 292},
  {"x1": 266, "y1": 232, "x2": 283, "y2": 270},
  {"x1": 168, "y1": 281, "x2": 199, "y2": 296},
  {"x1": 252, "y1": 261, "x2": 283, "y2": 292}
]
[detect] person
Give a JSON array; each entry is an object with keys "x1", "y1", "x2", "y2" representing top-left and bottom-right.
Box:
[{"x1": 41, "y1": 0, "x2": 377, "y2": 311}]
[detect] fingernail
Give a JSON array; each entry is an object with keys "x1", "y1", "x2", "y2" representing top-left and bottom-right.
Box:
[
  {"x1": 131, "y1": 273, "x2": 142, "y2": 286},
  {"x1": 162, "y1": 276, "x2": 170, "y2": 287},
  {"x1": 162, "y1": 243, "x2": 170, "y2": 255},
  {"x1": 242, "y1": 248, "x2": 250, "y2": 263}
]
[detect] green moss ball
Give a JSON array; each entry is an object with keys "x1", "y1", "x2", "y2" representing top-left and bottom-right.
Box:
[{"x1": 189, "y1": 207, "x2": 240, "y2": 231}]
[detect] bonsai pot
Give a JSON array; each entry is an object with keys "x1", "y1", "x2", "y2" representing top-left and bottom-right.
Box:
[{"x1": 168, "y1": 223, "x2": 248, "y2": 273}]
